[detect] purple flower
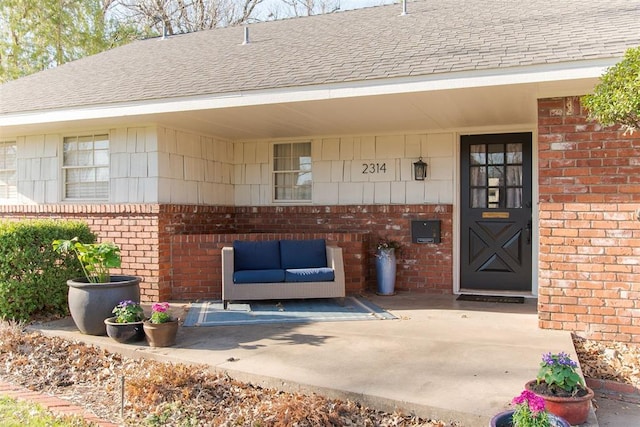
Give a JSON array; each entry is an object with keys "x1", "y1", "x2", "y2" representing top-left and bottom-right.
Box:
[
  {"x1": 542, "y1": 352, "x2": 554, "y2": 365},
  {"x1": 542, "y1": 351, "x2": 578, "y2": 368}
]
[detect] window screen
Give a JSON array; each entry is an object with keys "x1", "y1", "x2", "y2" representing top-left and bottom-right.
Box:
[
  {"x1": 273, "y1": 142, "x2": 312, "y2": 201},
  {"x1": 63, "y1": 134, "x2": 109, "y2": 200}
]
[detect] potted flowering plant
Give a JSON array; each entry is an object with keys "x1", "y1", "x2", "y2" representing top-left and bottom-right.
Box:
[
  {"x1": 375, "y1": 237, "x2": 402, "y2": 295},
  {"x1": 525, "y1": 352, "x2": 594, "y2": 425},
  {"x1": 143, "y1": 302, "x2": 178, "y2": 347},
  {"x1": 104, "y1": 300, "x2": 145, "y2": 343},
  {"x1": 111, "y1": 300, "x2": 145, "y2": 323},
  {"x1": 376, "y1": 238, "x2": 402, "y2": 252},
  {"x1": 491, "y1": 390, "x2": 570, "y2": 427},
  {"x1": 53, "y1": 237, "x2": 140, "y2": 336}
]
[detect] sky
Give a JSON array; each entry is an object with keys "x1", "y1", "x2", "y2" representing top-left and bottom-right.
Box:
[
  {"x1": 337, "y1": 0, "x2": 397, "y2": 10},
  {"x1": 259, "y1": 0, "x2": 397, "y2": 18}
]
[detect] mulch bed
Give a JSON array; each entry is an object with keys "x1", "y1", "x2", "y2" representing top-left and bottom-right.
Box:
[
  {"x1": 573, "y1": 334, "x2": 640, "y2": 403},
  {"x1": 0, "y1": 322, "x2": 460, "y2": 426}
]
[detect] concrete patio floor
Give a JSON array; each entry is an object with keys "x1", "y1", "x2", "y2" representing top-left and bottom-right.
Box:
[{"x1": 33, "y1": 293, "x2": 600, "y2": 426}]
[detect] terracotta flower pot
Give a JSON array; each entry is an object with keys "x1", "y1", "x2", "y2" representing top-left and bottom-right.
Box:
[
  {"x1": 143, "y1": 320, "x2": 178, "y2": 347},
  {"x1": 104, "y1": 317, "x2": 145, "y2": 343},
  {"x1": 525, "y1": 380, "x2": 594, "y2": 425}
]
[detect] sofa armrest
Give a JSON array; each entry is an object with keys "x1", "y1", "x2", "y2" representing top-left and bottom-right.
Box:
[
  {"x1": 222, "y1": 247, "x2": 235, "y2": 305},
  {"x1": 326, "y1": 245, "x2": 345, "y2": 296}
]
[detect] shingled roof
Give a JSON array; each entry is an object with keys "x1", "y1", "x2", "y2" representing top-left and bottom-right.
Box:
[{"x1": 1, "y1": 0, "x2": 639, "y2": 115}]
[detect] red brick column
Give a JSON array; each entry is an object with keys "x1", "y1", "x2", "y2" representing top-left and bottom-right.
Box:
[{"x1": 538, "y1": 96, "x2": 640, "y2": 343}]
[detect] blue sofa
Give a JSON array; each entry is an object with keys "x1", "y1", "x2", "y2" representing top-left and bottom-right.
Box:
[{"x1": 222, "y1": 239, "x2": 345, "y2": 307}]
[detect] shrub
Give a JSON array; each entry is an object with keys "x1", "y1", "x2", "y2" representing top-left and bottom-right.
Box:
[
  {"x1": 0, "y1": 220, "x2": 96, "y2": 321},
  {"x1": 582, "y1": 46, "x2": 640, "y2": 134}
]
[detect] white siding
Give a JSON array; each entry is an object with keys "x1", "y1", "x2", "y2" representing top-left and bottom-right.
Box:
[
  {"x1": 234, "y1": 131, "x2": 455, "y2": 206},
  {"x1": 15, "y1": 135, "x2": 58, "y2": 204},
  {"x1": 157, "y1": 127, "x2": 234, "y2": 205},
  {"x1": 3, "y1": 127, "x2": 453, "y2": 206},
  {"x1": 3, "y1": 125, "x2": 234, "y2": 205}
]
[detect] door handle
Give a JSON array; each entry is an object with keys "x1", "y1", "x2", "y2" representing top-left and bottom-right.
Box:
[{"x1": 526, "y1": 221, "x2": 532, "y2": 244}]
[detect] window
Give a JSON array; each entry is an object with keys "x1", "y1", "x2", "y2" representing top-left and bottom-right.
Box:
[
  {"x1": 469, "y1": 142, "x2": 523, "y2": 208},
  {"x1": 63, "y1": 134, "x2": 109, "y2": 200},
  {"x1": 0, "y1": 141, "x2": 17, "y2": 200},
  {"x1": 273, "y1": 142, "x2": 312, "y2": 201}
]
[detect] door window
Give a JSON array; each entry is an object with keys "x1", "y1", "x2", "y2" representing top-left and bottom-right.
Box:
[{"x1": 469, "y1": 142, "x2": 523, "y2": 208}]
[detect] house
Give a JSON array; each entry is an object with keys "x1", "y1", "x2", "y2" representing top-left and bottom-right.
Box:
[{"x1": 1, "y1": 0, "x2": 639, "y2": 343}]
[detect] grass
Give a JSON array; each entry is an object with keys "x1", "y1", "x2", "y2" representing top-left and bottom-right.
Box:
[{"x1": 0, "y1": 395, "x2": 95, "y2": 427}]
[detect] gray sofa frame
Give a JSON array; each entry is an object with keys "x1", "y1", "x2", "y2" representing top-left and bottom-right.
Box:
[{"x1": 221, "y1": 245, "x2": 346, "y2": 307}]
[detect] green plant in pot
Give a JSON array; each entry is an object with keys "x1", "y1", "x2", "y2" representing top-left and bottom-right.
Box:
[
  {"x1": 525, "y1": 352, "x2": 594, "y2": 425},
  {"x1": 53, "y1": 237, "x2": 141, "y2": 336},
  {"x1": 53, "y1": 237, "x2": 120, "y2": 283},
  {"x1": 104, "y1": 300, "x2": 145, "y2": 343}
]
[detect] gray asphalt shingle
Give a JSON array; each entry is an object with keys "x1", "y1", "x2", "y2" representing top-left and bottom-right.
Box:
[{"x1": 1, "y1": 0, "x2": 639, "y2": 115}]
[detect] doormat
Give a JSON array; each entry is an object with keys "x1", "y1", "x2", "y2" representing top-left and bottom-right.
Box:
[
  {"x1": 183, "y1": 297, "x2": 397, "y2": 327},
  {"x1": 457, "y1": 294, "x2": 525, "y2": 304}
]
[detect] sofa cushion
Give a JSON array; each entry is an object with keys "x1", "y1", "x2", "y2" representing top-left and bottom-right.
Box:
[
  {"x1": 280, "y1": 239, "x2": 327, "y2": 269},
  {"x1": 233, "y1": 240, "x2": 281, "y2": 271},
  {"x1": 233, "y1": 269, "x2": 285, "y2": 284},
  {"x1": 285, "y1": 268, "x2": 335, "y2": 282}
]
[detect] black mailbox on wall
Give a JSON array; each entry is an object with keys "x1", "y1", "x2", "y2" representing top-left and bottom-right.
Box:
[{"x1": 411, "y1": 220, "x2": 441, "y2": 244}]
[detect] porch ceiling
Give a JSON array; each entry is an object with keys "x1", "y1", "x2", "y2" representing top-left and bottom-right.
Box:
[{"x1": 1, "y1": 77, "x2": 597, "y2": 140}]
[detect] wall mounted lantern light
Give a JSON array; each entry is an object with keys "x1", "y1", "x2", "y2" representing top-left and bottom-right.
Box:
[{"x1": 413, "y1": 157, "x2": 427, "y2": 180}]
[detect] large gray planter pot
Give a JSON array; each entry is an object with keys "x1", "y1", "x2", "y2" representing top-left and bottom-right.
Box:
[
  {"x1": 375, "y1": 248, "x2": 396, "y2": 295},
  {"x1": 67, "y1": 275, "x2": 141, "y2": 336}
]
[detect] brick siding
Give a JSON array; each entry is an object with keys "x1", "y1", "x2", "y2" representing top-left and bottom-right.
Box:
[
  {"x1": 538, "y1": 96, "x2": 640, "y2": 343},
  {"x1": 233, "y1": 205, "x2": 453, "y2": 294},
  {"x1": 170, "y1": 232, "x2": 367, "y2": 300},
  {"x1": 0, "y1": 204, "x2": 452, "y2": 301}
]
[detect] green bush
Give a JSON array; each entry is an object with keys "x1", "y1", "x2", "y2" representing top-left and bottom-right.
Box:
[
  {"x1": 0, "y1": 220, "x2": 96, "y2": 321},
  {"x1": 582, "y1": 46, "x2": 640, "y2": 134}
]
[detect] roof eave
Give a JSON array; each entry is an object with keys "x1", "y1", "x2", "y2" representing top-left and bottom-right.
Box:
[{"x1": 0, "y1": 58, "x2": 617, "y2": 130}]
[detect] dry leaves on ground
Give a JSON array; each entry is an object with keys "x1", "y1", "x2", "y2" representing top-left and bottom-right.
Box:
[
  {"x1": 0, "y1": 322, "x2": 460, "y2": 427},
  {"x1": 573, "y1": 334, "x2": 640, "y2": 386}
]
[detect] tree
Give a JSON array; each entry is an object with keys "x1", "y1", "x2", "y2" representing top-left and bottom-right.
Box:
[
  {"x1": 582, "y1": 46, "x2": 640, "y2": 134},
  {"x1": 0, "y1": 0, "x2": 138, "y2": 83},
  {"x1": 265, "y1": 0, "x2": 340, "y2": 19},
  {"x1": 279, "y1": 0, "x2": 340, "y2": 16},
  {"x1": 112, "y1": 0, "x2": 265, "y2": 36}
]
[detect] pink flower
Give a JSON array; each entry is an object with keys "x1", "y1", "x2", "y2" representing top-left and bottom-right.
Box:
[
  {"x1": 152, "y1": 302, "x2": 170, "y2": 313},
  {"x1": 512, "y1": 390, "x2": 546, "y2": 414}
]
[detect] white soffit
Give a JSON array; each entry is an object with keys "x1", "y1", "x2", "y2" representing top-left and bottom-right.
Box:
[{"x1": 0, "y1": 59, "x2": 614, "y2": 130}]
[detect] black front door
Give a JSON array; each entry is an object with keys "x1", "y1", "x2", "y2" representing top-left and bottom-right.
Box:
[{"x1": 460, "y1": 133, "x2": 533, "y2": 292}]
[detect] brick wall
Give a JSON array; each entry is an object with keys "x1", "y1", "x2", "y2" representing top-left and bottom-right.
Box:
[
  {"x1": 170, "y1": 232, "x2": 368, "y2": 300},
  {"x1": 0, "y1": 204, "x2": 163, "y2": 299},
  {"x1": 0, "y1": 204, "x2": 235, "y2": 301},
  {"x1": 538, "y1": 96, "x2": 640, "y2": 343},
  {"x1": 157, "y1": 205, "x2": 236, "y2": 300},
  {"x1": 234, "y1": 205, "x2": 453, "y2": 294},
  {"x1": 1, "y1": 203, "x2": 453, "y2": 302}
]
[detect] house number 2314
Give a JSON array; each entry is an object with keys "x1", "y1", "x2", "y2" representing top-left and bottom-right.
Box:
[{"x1": 362, "y1": 163, "x2": 387, "y2": 174}]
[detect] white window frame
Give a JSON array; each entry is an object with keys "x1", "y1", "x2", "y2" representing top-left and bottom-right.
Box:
[
  {"x1": 0, "y1": 141, "x2": 17, "y2": 201},
  {"x1": 272, "y1": 141, "x2": 312, "y2": 203},
  {"x1": 62, "y1": 133, "x2": 110, "y2": 201}
]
